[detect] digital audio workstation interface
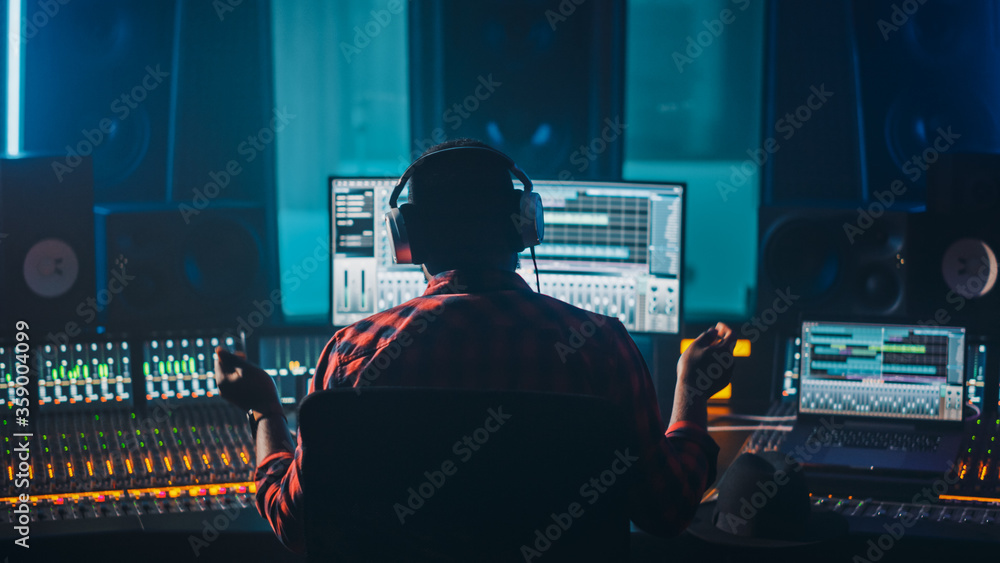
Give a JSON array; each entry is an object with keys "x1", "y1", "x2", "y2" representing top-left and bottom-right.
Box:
[
  {"x1": 799, "y1": 321, "x2": 968, "y2": 421},
  {"x1": 331, "y1": 178, "x2": 684, "y2": 333}
]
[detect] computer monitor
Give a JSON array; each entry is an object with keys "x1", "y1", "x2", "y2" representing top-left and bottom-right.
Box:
[
  {"x1": 799, "y1": 321, "x2": 966, "y2": 421},
  {"x1": 330, "y1": 177, "x2": 685, "y2": 334}
]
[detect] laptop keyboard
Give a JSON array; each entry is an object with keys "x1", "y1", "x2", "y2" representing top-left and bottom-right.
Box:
[{"x1": 810, "y1": 427, "x2": 942, "y2": 452}]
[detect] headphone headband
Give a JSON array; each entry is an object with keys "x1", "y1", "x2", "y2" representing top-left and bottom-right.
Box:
[
  {"x1": 389, "y1": 146, "x2": 533, "y2": 208},
  {"x1": 383, "y1": 144, "x2": 543, "y2": 266}
]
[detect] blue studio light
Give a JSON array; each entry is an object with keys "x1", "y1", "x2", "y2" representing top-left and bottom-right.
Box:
[{"x1": 6, "y1": 0, "x2": 23, "y2": 156}]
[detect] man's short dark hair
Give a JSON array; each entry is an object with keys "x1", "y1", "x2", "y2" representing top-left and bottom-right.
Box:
[{"x1": 408, "y1": 138, "x2": 521, "y2": 263}]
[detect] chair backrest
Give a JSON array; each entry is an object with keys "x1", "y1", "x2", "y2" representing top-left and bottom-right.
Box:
[{"x1": 299, "y1": 387, "x2": 635, "y2": 562}]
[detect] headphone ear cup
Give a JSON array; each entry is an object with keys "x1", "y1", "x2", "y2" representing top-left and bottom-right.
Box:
[
  {"x1": 384, "y1": 207, "x2": 412, "y2": 264},
  {"x1": 398, "y1": 203, "x2": 426, "y2": 264},
  {"x1": 514, "y1": 191, "x2": 544, "y2": 250},
  {"x1": 505, "y1": 190, "x2": 528, "y2": 252}
]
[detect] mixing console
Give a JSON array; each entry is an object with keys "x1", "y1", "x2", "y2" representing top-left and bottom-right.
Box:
[
  {"x1": 966, "y1": 342, "x2": 988, "y2": 410},
  {"x1": 1, "y1": 343, "x2": 20, "y2": 408},
  {"x1": 258, "y1": 330, "x2": 328, "y2": 405},
  {"x1": 0, "y1": 330, "x2": 307, "y2": 542},
  {"x1": 142, "y1": 336, "x2": 233, "y2": 401},
  {"x1": 740, "y1": 328, "x2": 1000, "y2": 544},
  {"x1": 37, "y1": 341, "x2": 133, "y2": 407},
  {"x1": 4, "y1": 321, "x2": 996, "y2": 550},
  {"x1": 1, "y1": 404, "x2": 257, "y2": 523}
]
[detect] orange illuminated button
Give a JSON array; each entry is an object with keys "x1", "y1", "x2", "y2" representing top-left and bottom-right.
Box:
[
  {"x1": 711, "y1": 384, "x2": 732, "y2": 400},
  {"x1": 680, "y1": 338, "x2": 751, "y2": 356}
]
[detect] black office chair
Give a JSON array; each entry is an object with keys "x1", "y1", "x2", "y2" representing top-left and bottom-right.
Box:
[{"x1": 298, "y1": 387, "x2": 636, "y2": 562}]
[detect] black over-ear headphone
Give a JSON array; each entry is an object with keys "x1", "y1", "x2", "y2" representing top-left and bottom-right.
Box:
[{"x1": 384, "y1": 146, "x2": 544, "y2": 264}]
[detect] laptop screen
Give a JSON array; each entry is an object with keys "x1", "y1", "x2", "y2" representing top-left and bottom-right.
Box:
[{"x1": 799, "y1": 321, "x2": 965, "y2": 422}]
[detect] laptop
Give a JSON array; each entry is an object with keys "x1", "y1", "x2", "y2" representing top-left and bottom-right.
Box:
[{"x1": 780, "y1": 320, "x2": 967, "y2": 474}]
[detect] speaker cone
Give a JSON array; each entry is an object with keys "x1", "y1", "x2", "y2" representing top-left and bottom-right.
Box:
[
  {"x1": 22, "y1": 238, "x2": 80, "y2": 298},
  {"x1": 763, "y1": 219, "x2": 844, "y2": 302}
]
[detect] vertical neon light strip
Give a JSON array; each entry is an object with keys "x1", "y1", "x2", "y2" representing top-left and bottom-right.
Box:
[{"x1": 6, "y1": 0, "x2": 23, "y2": 155}]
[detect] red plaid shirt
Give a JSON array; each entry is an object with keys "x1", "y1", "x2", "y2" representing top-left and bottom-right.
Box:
[{"x1": 255, "y1": 269, "x2": 719, "y2": 553}]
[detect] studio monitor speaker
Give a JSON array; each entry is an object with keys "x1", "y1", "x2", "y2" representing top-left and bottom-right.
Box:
[
  {"x1": 906, "y1": 211, "x2": 999, "y2": 335},
  {"x1": 927, "y1": 152, "x2": 1000, "y2": 214},
  {"x1": 764, "y1": 0, "x2": 1000, "y2": 206},
  {"x1": 757, "y1": 206, "x2": 908, "y2": 326},
  {"x1": 95, "y1": 203, "x2": 279, "y2": 332},
  {"x1": 169, "y1": 0, "x2": 275, "y2": 204},
  {"x1": 409, "y1": 0, "x2": 625, "y2": 180},
  {"x1": 22, "y1": 0, "x2": 175, "y2": 203},
  {"x1": 22, "y1": 0, "x2": 275, "y2": 205},
  {"x1": 851, "y1": 0, "x2": 1000, "y2": 205},
  {"x1": 0, "y1": 155, "x2": 96, "y2": 334}
]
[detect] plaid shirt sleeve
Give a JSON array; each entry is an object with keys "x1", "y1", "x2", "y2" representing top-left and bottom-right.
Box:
[
  {"x1": 609, "y1": 321, "x2": 720, "y2": 537},
  {"x1": 254, "y1": 444, "x2": 304, "y2": 553}
]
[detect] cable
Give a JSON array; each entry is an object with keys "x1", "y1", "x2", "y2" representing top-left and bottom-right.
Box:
[
  {"x1": 965, "y1": 402, "x2": 982, "y2": 421},
  {"x1": 714, "y1": 414, "x2": 797, "y2": 422},
  {"x1": 707, "y1": 425, "x2": 794, "y2": 433},
  {"x1": 700, "y1": 488, "x2": 719, "y2": 503},
  {"x1": 530, "y1": 246, "x2": 540, "y2": 293}
]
